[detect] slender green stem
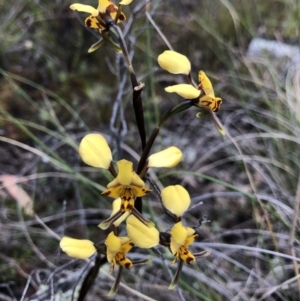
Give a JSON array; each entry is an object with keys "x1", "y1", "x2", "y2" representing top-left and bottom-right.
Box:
[{"x1": 159, "y1": 100, "x2": 194, "y2": 128}]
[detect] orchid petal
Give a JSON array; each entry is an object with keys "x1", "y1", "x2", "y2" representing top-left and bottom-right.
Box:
[
  {"x1": 148, "y1": 147, "x2": 182, "y2": 168},
  {"x1": 70, "y1": 4, "x2": 98, "y2": 16},
  {"x1": 158, "y1": 50, "x2": 191, "y2": 75},
  {"x1": 115, "y1": 160, "x2": 134, "y2": 185},
  {"x1": 126, "y1": 215, "x2": 159, "y2": 248},
  {"x1": 170, "y1": 222, "x2": 188, "y2": 254},
  {"x1": 60, "y1": 237, "x2": 96, "y2": 259},
  {"x1": 119, "y1": 0, "x2": 132, "y2": 4},
  {"x1": 165, "y1": 84, "x2": 200, "y2": 99},
  {"x1": 161, "y1": 185, "x2": 191, "y2": 217},
  {"x1": 105, "y1": 232, "x2": 122, "y2": 262},
  {"x1": 79, "y1": 133, "x2": 112, "y2": 169}
]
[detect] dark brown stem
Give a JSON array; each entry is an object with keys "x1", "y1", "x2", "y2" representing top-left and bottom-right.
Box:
[
  {"x1": 137, "y1": 126, "x2": 160, "y2": 175},
  {"x1": 77, "y1": 254, "x2": 107, "y2": 301},
  {"x1": 110, "y1": 24, "x2": 146, "y2": 150},
  {"x1": 137, "y1": 100, "x2": 194, "y2": 176},
  {"x1": 108, "y1": 161, "x2": 117, "y2": 178}
]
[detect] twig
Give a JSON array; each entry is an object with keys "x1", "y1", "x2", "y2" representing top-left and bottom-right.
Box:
[{"x1": 17, "y1": 206, "x2": 56, "y2": 269}]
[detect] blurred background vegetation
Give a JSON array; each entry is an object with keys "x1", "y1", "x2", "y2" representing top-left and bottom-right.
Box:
[{"x1": 1, "y1": 0, "x2": 300, "y2": 300}]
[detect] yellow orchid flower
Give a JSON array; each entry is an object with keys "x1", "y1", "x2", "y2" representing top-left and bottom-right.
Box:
[
  {"x1": 79, "y1": 133, "x2": 183, "y2": 229},
  {"x1": 158, "y1": 50, "x2": 191, "y2": 75},
  {"x1": 157, "y1": 50, "x2": 222, "y2": 112},
  {"x1": 70, "y1": 0, "x2": 132, "y2": 52},
  {"x1": 165, "y1": 70, "x2": 222, "y2": 112},
  {"x1": 70, "y1": 0, "x2": 128, "y2": 30},
  {"x1": 170, "y1": 221, "x2": 197, "y2": 264},
  {"x1": 161, "y1": 185, "x2": 191, "y2": 218},
  {"x1": 104, "y1": 229, "x2": 151, "y2": 296},
  {"x1": 60, "y1": 237, "x2": 96, "y2": 259},
  {"x1": 126, "y1": 215, "x2": 159, "y2": 248},
  {"x1": 99, "y1": 159, "x2": 153, "y2": 229},
  {"x1": 105, "y1": 232, "x2": 133, "y2": 272},
  {"x1": 167, "y1": 221, "x2": 211, "y2": 289},
  {"x1": 197, "y1": 70, "x2": 222, "y2": 112},
  {"x1": 103, "y1": 160, "x2": 149, "y2": 203}
]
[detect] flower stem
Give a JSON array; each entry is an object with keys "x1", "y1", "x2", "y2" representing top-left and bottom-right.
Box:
[
  {"x1": 137, "y1": 100, "x2": 194, "y2": 176},
  {"x1": 137, "y1": 126, "x2": 160, "y2": 175},
  {"x1": 110, "y1": 24, "x2": 146, "y2": 150},
  {"x1": 78, "y1": 254, "x2": 107, "y2": 301}
]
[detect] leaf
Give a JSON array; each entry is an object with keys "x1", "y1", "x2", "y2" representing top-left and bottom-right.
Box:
[{"x1": 0, "y1": 175, "x2": 34, "y2": 216}]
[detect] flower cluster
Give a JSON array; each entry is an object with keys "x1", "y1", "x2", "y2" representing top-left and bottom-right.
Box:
[
  {"x1": 160, "y1": 185, "x2": 211, "y2": 288},
  {"x1": 60, "y1": 0, "x2": 224, "y2": 296},
  {"x1": 158, "y1": 50, "x2": 225, "y2": 135},
  {"x1": 60, "y1": 133, "x2": 184, "y2": 294},
  {"x1": 60, "y1": 182, "x2": 210, "y2": 292},
  {"x1": 70, "y1": 0, "x2": 133, "y2": 52},
  {"x1": 158, "y1": 50, "x2": 222, "y2": 112},
  {"x1": 78, "y1": 133, "x2": 182, "y2": 229}
]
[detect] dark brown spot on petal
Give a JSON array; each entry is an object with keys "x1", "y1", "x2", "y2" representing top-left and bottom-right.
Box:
[
  {"x1": 143, "y1": 189, "x2": 151, "y2": 195},
  {"x1": 125, "y1": 262, "x2": 131, "y2": 268},
  {"x1": 186, "y1": 257, "x2": 194, "y2": 264},
  {"x1": 102, "y1": 191, "x2": 111, "y2": 196},
  {"x1": 118, "y1": 13, "x2": 125, "y2": 21},
  {"x1": 201, "y1": 101, "x2": 212, "y2": 106},
  {"x1": 106, "y1": 4, "x2": 118, "y2": 14},
  {"x1": 214, "y1": 99, "x2": 222, "y2": 112},
  {"x1": 127, "y1": 204, "x2": 133, "y2": 210},
  {"x1": 85, "y1": 19, "x2": 92, "y2": 27}
]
